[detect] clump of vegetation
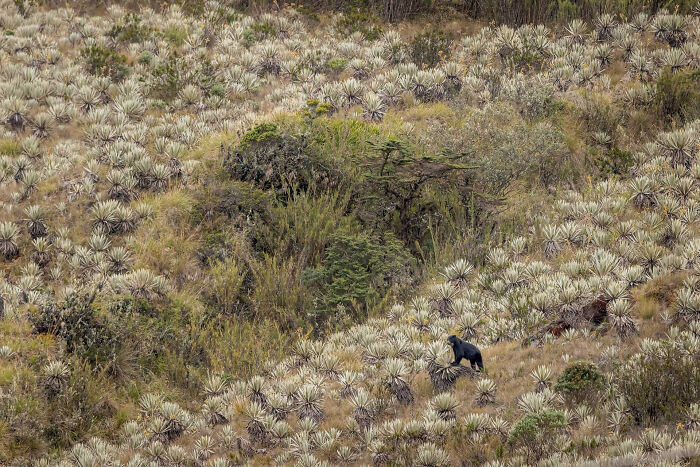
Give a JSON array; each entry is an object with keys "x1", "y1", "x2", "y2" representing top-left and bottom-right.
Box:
[
  {"x1": 617, "y1": 344, "x2": 700, "y2": 425},
  {"x1": 555, "y1": 361, "x2": 605, "y2": 404},
  {"x1": 654, "y1": 68, "x2": 700, "y2": 125},
  {"x1": 80, "y1": 44, "x2": 128, "y2": 81},
  {"x1": 508, "y1": 409, "x2": 567, "y2": 463},
  {"x1": 408, "y1": 30, "x2": 452, "y2": 68},
  {"x1": 2, "y1": 2, "x2": 700, "y2": 465},
  {"x1": 303, "y1": 230, "x2": 414, "y2": 326},
  {"x1": 107, "y1": 13, "x2": 151, "y2": 43},
  {"x1": 334, "y1": 7, "x2": 383, "y2": 40}
]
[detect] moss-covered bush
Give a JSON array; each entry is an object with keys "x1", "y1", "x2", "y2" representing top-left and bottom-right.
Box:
[
  {"x1": 107, "y1": 13, "x2": 151, "y2": 43},
  {"x1": 408, "y1": 30, "x2": 452, "y2": 68}
]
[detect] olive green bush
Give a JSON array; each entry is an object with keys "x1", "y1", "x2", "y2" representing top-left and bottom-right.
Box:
[
  {"x1": 617, "y1": 345, "x2": 700, "y2": 425},
  {"x1": 508, "y1": 409, "x2": 567, "y2": 463},
  {"x1": 654, "y1": 68, "x2": 700, "y2": 126},
  {"x1": 555, "y1": 361, "x2": 605, "y2": 405}
]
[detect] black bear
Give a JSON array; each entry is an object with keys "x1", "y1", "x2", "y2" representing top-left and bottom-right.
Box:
[{"x1": 447, "y1": 335, "x2": 484, "y2": 370}]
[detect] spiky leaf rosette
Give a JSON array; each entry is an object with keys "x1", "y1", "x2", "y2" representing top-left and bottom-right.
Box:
[
  {"x1": 425, "y1": 342, "x2": 474, "y2": 393},
  {"x1": 442, "y1": 258, "x2": 473, "y2": 287},
  {"x1": 531, "y1": 365, "x2": 553, "y2": 393},
  {"x1": 248, "y1": 375, "x2": 268, "y2": 408},
  {"x1": 266, "y1": 393, "x2": 291, "y2": 421},
  {"x1": 338, "y1": 370, "x2": 359, "y2": 398},
  {"x1": 430, "y1": 392, "x2": 460, "y2": 421},
  {"x1": 608, "y1": 299, "x2": 639, "y2": 338},
  {"x1": 157, "y1": 401, "x2": 188, "y2": 441},
  {"x1": 297, "y1": 384, "x2": 323, "y2": 423},
  {"x1": 350, "y1": 388, "x2": 374, "y2": 431},
  {"x1": 42, "y1": 360, "x2": 69, "y2": 397},
  {"x1": 0, "y1": 222, "x2": 20, "y2": 260},
  {"x1": 25, "y1": 204, "x2": 48, "y2": 239},
  {"x1": 382, "y1": 358, "x2": 413, "y2": 405},
  {"x1": 414, "y1": 442, "x2": 451, "y2": 466},
  {"x1": 430, "y1": 282, "x2": 460, "y2": 317},
  {"x1": 245, "y1": 401, "x2": 269, "y2": 444},
  {"x1": 475, "y1": 378, "x2": 497, "y2": 406}
]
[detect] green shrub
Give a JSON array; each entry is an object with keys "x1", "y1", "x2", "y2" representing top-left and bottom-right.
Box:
[
  {"x1": 238, "y1": 122, "x2": 280, "y2": 149},
  {"x1": 554, "y1": 361, "x2": 604, "y2": 404},
  {"x1": 242, "y1": 22, "x2": 276, "y2": 46},
  {"x1": 149, "y1": 53, "x2": 182, "y2": 100},
  {"x1": 223, "y1": 123, "x2": 341, "y2": 198},
  {"x1": 654, "y1": 68, "x2": 700, "y2": 126},
  {"x1": 107, "y1": 13, "x2": 151, "y2": 43},
  {"x1": 81, "y1": 44, "x2": 129, "y2": 82},
  {"x1": 407, "y1": 30, "x2": 452, "y2": 68},
  {"x1": 617, "y1": 345, "x2": 700, "y2": 426},
  {"x1": 162, "y1": 25, "x2": 188, "y2": 46},
  {"x1": 578, "y1": 93, "x2": 622, "y2": 137},
  {"x1": 593, "y1": 146, "x2": 634, "y2": 176},
  {"x1": 508, "y1": 409, "x2": 567, "y2": 463},
  {"x1": 137, "y1": 50, "x2": 153, "y2": 65},
  {"x1": 30, "y1": 293, "x2": 121, "y2": 369},
  {"x1": 334, "y1": 7, "x2": 383, "y2": 41},
  {"x1": 303, "y1": 230, "x2": 414, "y2": 327},
  {"x1": 326, "y1": 57, "x2": 348, "y2": 72}
]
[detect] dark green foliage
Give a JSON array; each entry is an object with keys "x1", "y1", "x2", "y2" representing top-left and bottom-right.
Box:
[
  {"x1": 579, "y1": 94, "x2": 623, "y2": 137},
  {"x1": 239, "y1": 123, "x2": 280, "y2": 149},
  {"x1": 617, "y1": 346, "x2": 700, "y2": 426},
  {"x1": 408, "y1": 30, "x2": 452, "y2": 68},
  {"x1": 358, "y1": 138, "x2": 477, "y2": 247},
  {"x1": 107, "y1": 13, "x2": 151, "y2": 43},
  {"x1": 454, "y1": 0, "x2": 699, "y2": 25},
  {"x1": 594, "y1": 146, "x2": 634, "y2": 176},
  {"x1": 242, "y1": 22, "x2": 276, "y2": 46},
  {"x1": 303, "y1": 230, "x2": 414, "y2": 326},
  {"x1": 654, "y1": 68, "x2": 700, "y2": 126},
  {"x1": 223, "y1": 123, "x2": 340, "y2": 198},
  {"x1": 150, "y1": 53, "x2": 183, "y2": 100},
  {"x1": 29, "y1": 294, "x2": 204, "y2": 379},
  {"x1": 334, "y1": 7, "x2": 383, "y2": 40},
  {"x1": 555, "y1": 361, "x2": 604, "y2": 404},
  {"x1": 508, "y1": 409, "x2": 566, "y2": 463},
  {"x1": 192, "y1": 180, "x2": 273, "y2": 262},
  {"x1": 30, "y1": 293, "x2": 118, "y2": 368},
  {"x1": 326, "y1": 57, "x2": 348, "y2": 72},
  {"x1": 42, "y1": 362, "x2": 116, "y2": 448},
  {"x1": 80, "y1": 44, "x2": 129, "y2": 82}
]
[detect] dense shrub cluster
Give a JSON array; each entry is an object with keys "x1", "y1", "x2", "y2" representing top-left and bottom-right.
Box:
[
  {"x1": 616, "y1": 343, "x2": 700, "y2": 425},
  {"x1": 655, "y1": 68, "x2": 700, "y2": 125},
  {"x1": 554, "y1": 361, "x2": 605, "y2": 404}
]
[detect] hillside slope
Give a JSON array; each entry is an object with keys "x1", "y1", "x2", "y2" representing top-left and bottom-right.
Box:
[{"x1": 0, "y1": 1, "x2": 698, "y2": 465}]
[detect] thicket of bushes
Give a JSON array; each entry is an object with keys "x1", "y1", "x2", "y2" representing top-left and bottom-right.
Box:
[{"x1": 192, "y1": 100, "x2": 580, "y2": 337}]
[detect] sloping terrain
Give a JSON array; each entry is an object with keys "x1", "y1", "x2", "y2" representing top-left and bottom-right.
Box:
[{"x1": 0, "y1": 1, "x2": 699, "y2": 465}]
